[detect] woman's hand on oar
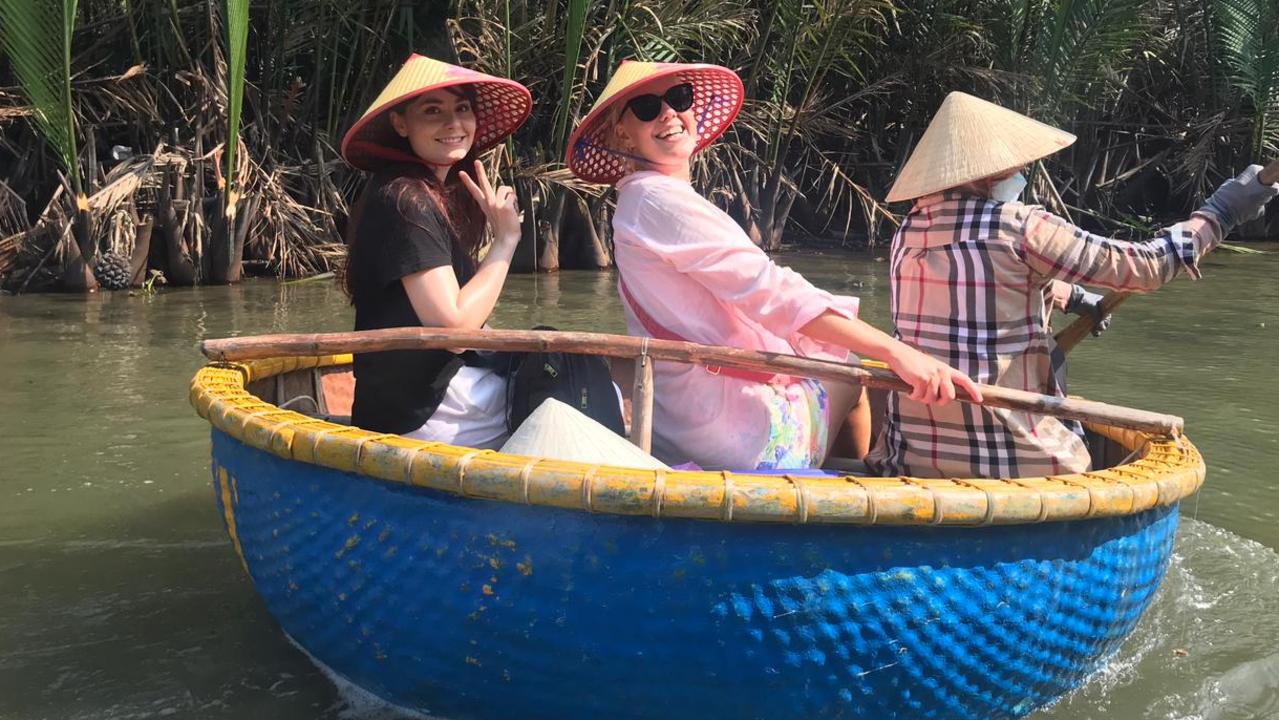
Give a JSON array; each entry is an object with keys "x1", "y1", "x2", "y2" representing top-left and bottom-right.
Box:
[{"x1": 885, "y1": 343, "x2": 984, "y2": 405}]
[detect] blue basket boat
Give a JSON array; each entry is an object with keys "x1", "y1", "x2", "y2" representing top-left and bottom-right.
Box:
[{"x1": 192, "y1": 344, "x2": 1204, "y2": 720}]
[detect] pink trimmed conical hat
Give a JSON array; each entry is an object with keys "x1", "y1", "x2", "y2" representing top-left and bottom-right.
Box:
[
  {"x1": 341, "y1": 54, "x2": 532, "y2": 171},
  {"x1": 565, "y1": 60, "x2": 743, "y2": 185}
]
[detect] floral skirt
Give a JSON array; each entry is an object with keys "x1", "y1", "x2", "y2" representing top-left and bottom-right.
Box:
[{"x1": 753, "y1": 379, "x2": 829, "y2": 470}]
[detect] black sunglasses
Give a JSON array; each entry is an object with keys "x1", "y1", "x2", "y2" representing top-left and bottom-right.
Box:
[{"x1": 624, "y1": 83, "x2": 695, "y2": 122}]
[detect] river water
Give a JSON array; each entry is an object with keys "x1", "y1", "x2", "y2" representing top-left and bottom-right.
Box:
[{"x1": 1, "y1": 250, "x2": 1277, "y2": 719}]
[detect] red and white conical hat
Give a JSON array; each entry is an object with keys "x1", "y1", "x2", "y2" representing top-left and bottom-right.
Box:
[
  {"x1": 565, "y1": 60, "x2": 744, "y2": 185},
  {"x1": 341, "y1": 54, "x2": 532, "y2": 171}
]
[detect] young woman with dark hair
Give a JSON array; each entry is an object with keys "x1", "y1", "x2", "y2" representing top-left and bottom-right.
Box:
[{"x1": 339, "y1": 54, "x2": 532, "y2": 447}]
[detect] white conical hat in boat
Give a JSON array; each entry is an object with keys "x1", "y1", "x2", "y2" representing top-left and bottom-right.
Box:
[
  {"x1": 885, "y1": 92, "x2": 1077, "y2": 203},
  {"x1": 500, "y1": 398, "x2": 669, "y2": 470}
]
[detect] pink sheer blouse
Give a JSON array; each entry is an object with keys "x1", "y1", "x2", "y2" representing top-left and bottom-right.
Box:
[{"x1": 612, "y1": 171, "x2": 859, "y2": 468}]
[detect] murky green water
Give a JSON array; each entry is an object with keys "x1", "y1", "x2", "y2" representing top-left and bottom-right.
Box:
[{"x1": 2, "y1": 249, "x2": 1277, "y2": 719}]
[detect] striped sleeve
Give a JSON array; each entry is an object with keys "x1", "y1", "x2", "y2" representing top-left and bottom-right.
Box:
[{"x1": 1015, "y1": 206, "x2": 1223, "y2": 289}]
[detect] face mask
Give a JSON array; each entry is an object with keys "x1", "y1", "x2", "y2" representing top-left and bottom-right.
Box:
[{"x1": 990, "y1": 172, "x2": 1027, "y2": 202}]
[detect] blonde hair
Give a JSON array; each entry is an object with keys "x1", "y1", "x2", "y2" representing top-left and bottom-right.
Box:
[{"x1": 606, "y1": 102, "x2": 642, "y2": 177}]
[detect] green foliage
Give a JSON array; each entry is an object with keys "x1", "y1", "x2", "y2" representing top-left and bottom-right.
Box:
[
  {"x1": 1030, "y1": 0, "x2": 1151, "y2": 114},
  {"x1": 224, "y1": 0, "x2": 248, "y2": 207},
  {"x1": 2, "y1": 0, "x2": 1276, "y2": 285},
  {"x1": 138, "y1": 269, "x2": 167, "y2": 296},
  {"x1": 1213, "y1": 0, "x2": 1279, "y2": 155},
  {"x1": 552, "y1": 0, "x2": 588, "y2": 156},
  {"x1": 0, "y1": 0, "x2": 82, "y2": 193}
]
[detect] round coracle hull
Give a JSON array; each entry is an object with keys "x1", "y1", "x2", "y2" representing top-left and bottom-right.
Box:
[
  {"x1": 212, "y1": 428, "x2": 1178, "y2": 720},
  {"x1": 194, "y1": 357, "x2": 1203, "y2": 720}
]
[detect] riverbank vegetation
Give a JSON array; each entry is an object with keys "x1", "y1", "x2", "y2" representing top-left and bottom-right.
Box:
[{"x1": 1, "y1": 0, "x2": 1275, "y2": 292}]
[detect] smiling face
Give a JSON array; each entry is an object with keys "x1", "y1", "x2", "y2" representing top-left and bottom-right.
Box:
[
  {"x1": 612, "y1": 78, "x2": 699, "y2": 180},
  {"x1": 389, "y1": 87, "x2": 477, "y2": 174}
]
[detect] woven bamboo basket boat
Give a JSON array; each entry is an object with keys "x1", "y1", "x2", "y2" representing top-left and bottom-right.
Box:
[{"x1": 191, "y1": 329, "x2": 1203, "y2": 720}]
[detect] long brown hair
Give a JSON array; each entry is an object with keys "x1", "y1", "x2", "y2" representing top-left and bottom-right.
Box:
[{"x1": 343, "y1": 89, "x2": 486, "y2": 301}]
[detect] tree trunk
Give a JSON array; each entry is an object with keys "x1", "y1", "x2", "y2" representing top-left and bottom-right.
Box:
[
  {"x1": 129, "y1": 213, "x2": 154, "y2": 287},
  {"x1": 59, "y1": 230, "x2": 98, "y2": 292},
  {"x1": 540, "y1": 189, "x2": 564, "y2": 273},
  {"x1": 159, "y1": 166, "x2": 197, "y2": 286},
  {"x1": 560, "y1": 193, "x2": 611, "y2": 269},
  {"x1": 587, "y1": 195, "x2": 612, "y2": 268},
  {"x1": 210, "y1": 193, "x2": 257, "y2": 284},
  {"x1": 510, "y1": 180, "x2": 538, "y2": 273},
  {"x1": 727, "y1": 165, "x2": 764, "y2": 247}
]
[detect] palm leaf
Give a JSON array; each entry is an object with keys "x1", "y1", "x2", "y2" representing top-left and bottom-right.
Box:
[
  {"x1": 1030, "y1": 0, "x2": 1149, "y2": 114},
  {"x1": 551, "y1": 0, "x2": 588, "y2": 158},
  {"x1": 0, "y1": 0, "x2": 82, "y2": 195},
  {"x1": 225, "y1": 0, "x2": 249, "y2": 212},
  {"x1": 1213, "y1": 0, "x2": 1279, "y2": 154}
]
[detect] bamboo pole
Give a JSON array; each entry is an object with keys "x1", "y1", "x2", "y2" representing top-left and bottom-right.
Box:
[
  {"x1": 1056, "y1": 158, "x2": 1279, "y2": 353},
  {"x1": 202, "y1": 328, "x2": 1185, "y2": 436},
  {"x1": 630, "y1": 347, "x2": 654, "y2": 452}
]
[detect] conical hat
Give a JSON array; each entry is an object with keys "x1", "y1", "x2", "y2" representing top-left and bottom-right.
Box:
[
  {"x1": 885, "y1": 92, "x2": 1076, "y2": 203},
  {"x1": 565, "y1": 60, "x2": 743, "y2": 185},
  {"x1": 340, "y1": 54, "x2": 532, "y2": 171},
  {"x1": 500, "y1": 398, "x2": 669, "y2": 470}
]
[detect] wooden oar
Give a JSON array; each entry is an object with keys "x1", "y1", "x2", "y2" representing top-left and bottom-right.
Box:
[
  {"x1": 1056, "y1": 158, "x2": 1279, "y2": 353},
  {"x1": 202, "y1": 327, "x2": 1185, "y2": 436}
]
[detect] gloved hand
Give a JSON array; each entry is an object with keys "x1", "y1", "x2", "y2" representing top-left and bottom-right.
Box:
[
  {"x1": 1199, "y1": 164, "x2": 1279, "y2": 232},
  {"x1": 1064, "y1": 284, "x2": 1111, "y2": 337}
]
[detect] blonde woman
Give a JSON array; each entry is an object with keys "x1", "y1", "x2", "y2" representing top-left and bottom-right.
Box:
[{"x1": 566, "y1": 61, "x2": 980, "y2": 471}]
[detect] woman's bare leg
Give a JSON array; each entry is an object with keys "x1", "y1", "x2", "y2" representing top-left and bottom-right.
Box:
[{"x1": 824, "y1": 382, "x2": 870, "y2": 460}]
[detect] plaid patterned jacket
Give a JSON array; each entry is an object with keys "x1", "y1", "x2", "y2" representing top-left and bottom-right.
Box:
[{"x1": 865, "y1": 191, "x2": 1222, "y2": 479}]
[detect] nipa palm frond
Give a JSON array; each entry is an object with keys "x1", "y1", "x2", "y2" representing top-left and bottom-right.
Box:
[
  {"x1": 552, "y1": 0, "x2": 588, "y2": 157},
  {"x1": 0, "y1": 0, "x2": 82, "y2": 192},
  {"x1": 225, "y1": 0, "x2": 249, "y2": 210},
  {"x1": 1031, "y1": 0, "x2": 1149, "y2": 115},
  {"x1": 1212, "y1": 0, "x2": 1279, "y2": 155}
]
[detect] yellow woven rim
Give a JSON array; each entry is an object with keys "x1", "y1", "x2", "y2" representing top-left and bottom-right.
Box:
[{"x1": 191, "y1": 356, "x2": 1205, "y2": 526}]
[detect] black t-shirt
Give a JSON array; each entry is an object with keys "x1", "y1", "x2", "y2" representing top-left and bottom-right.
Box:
[{"x1": 349, "y1": 166, "x2": 476, "y2": 434}]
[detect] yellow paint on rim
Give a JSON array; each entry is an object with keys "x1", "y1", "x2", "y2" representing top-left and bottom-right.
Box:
[
  {"x1": 217, "y1": 465, "x2": 249, "y2": 574},
  {"x1": 191, "y1": 357, "x2": 1205, "y2": 526}
]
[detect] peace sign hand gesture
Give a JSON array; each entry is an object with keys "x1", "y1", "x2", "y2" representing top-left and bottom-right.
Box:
[{"x1": 459, "y1": 160, "x2": 522, "y2": 249}]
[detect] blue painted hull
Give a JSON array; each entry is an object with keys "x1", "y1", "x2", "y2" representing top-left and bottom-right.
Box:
[{"x1": 211, "y1": 429, "x2": 1177, "y2": 720}]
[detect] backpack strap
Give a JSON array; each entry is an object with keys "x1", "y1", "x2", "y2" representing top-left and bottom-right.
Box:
[{"x1": 618, "y1": 275, "x2": 787, "y2": 385}]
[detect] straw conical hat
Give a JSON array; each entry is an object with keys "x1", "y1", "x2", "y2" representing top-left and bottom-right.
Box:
[
  {"x1": 500, "y1": 398, "x2": 669, "y2": 470},
  {"x1": 885, "y1": 92, "x2": 1076, "y2": 203},
  {"x1": 341, "y1": 54, "x2": 532, "y2": 171},
  {"x1": 565, "y1": 60, "x2": 743, "y2": 185}
]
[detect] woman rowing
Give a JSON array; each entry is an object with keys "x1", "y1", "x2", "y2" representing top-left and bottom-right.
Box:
[
  {"x1": 339, "y1": 54, "x2": 531, "y2": 448},
  {"x1": 566, "y1": 61, "x2": 981, "y2": 471},
  {"x1": 865, "y1": 92, "x2": 1278, "y2": 478}
]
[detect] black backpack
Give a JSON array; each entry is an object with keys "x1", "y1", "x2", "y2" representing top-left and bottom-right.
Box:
[{"x1": 504, "y1": 328, "x2": 625, "y2": 435}]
